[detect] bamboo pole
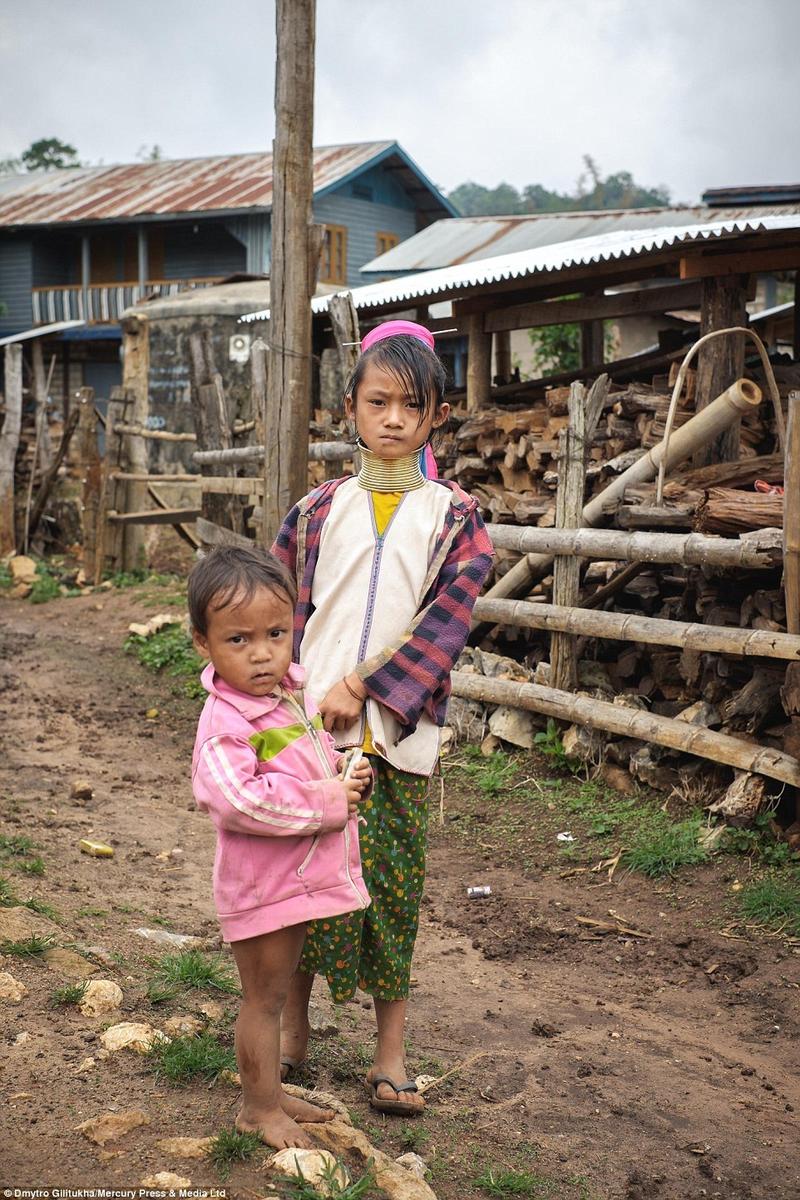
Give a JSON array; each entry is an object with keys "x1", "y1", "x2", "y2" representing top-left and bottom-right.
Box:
[
  {"x1": 785, "y1": 390, "x2": 800, "y2": 635},
  {"x1": 193, "y1": 441, "x2": 353, "y2": 466},
  {"x1": 472, "y1": 597, "x2": 800, "y2": 662},
  {"x1": 484, "y1": 525, "x2": 783, "y2": 570},
  {"x1": 450, "y1": 671, "x2": 800, "y2": 788},
  {"x1": 483, "y1": 377, "x2": 762, "y2": 603},
  {"x1": 113, "y1": 423, "x2": 197, "y2": 442}
]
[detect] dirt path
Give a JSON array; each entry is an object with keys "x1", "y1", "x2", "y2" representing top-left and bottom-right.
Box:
[{"x1": 1, "y1": 587, "x2": 798, "y2": 1200}]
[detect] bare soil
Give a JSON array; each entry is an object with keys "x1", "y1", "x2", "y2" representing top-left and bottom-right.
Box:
[{"x1": 1, "y1": 585, "x2": 798, "y2": 1200}]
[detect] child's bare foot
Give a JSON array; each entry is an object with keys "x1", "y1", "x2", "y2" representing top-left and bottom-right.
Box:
[
  {"x1": 366, "y1": 1061, "x2": 425, "y2": 1114},
  {"x1": 236, "y1": 1105, "x2": 317, "y2": 1150},
  {"x1": 280, "y1": 1092, "x2": 335, "y2": 1123}
]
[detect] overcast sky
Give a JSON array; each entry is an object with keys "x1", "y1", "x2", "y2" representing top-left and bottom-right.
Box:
[{"x1": 1, "y1": 0, "x2": 798, "y2": 205}]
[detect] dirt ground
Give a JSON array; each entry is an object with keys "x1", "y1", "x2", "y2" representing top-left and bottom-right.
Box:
[{"x1": 1, "y1": 582, "x2": 799, "y2": 1200}]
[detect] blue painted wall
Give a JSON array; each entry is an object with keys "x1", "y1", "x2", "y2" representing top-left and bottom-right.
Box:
[
  {"x1": 312, "y1": 193, "x2": 417, "y2": 287},
  {"x1": 163, "y1": 221, "x2": 246, "y2": 279}
]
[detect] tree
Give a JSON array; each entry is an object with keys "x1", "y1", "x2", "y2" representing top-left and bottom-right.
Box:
[
  {"x1": 448, "y1": 157, "x2": 670, "y2": 216},
  {"x1": 136, "y1": 144, "x2": 164, "y2": 162},
  {"x1": 20, "y1": 138, "x2": 81, "y2": 171}
]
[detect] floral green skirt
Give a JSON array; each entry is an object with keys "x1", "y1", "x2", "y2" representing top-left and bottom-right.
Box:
[{"x1": 299, "y1": 756, "x2": 429, "y2": 1002}]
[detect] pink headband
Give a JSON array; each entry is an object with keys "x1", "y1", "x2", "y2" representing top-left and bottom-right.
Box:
[{"x1": 360, "y1": 319, "x2": 435, "y2": 353}]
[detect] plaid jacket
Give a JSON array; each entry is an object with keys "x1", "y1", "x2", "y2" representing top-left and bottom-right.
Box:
[{"x1": 272, "y1": 477, "x2": 493, "y2": 737}]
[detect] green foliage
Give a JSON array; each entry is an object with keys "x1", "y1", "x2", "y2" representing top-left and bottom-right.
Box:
[
  {"x1": 398, "y1": 1123, "x2": 430, "y2": 1152},
  {"x1": 29, "y1": 563, "x2": 61, "y2": 604},
  {"x1": 205, "y1": 1128, "x2": 263, "y2": 1179},
  {"x1": 0, "y1": 834, "x2": 36, "y2": 857},
  {"x1": 0, "y1": 561, "x2": 12, "y2": 588},
  {"x1": 20, "y1": 137, "x2": 82, "y2": 171},
  {"x1": 737, "y1": 871, "x2": 800, "y2": 937},
  {"x1": 527, "y1": 307, "x2": 615, "y2": 377},
  {"x1": 475, "y1": 1167, "x2": 554, "y2": 1197},
  {"x1": 51, "y1": 981, "x2": 88, "y2": 1008},
  {"x1": 533, "y1": 719, "x2": 570, "y2": 767},
  {"x1": 622, "y1": 816, "x2": 709, "y2": 878},
  {"x1": 448, "y1": 156, "x2": 670, "y2": 217},
  {"x1": 280, "y1": 1159, "x2": 377, "y2": 1200},
  {"x1": 459, "y1": 747, "x2": 518, "y2": 799},
  {"x1": 149, "y1": 949, "x2": 240, "y2": 995},
  {"x1": 25, "y1": 897, "x2": 59, "y2": 921},
  {"x1": 1, "y1": 933, "x2": 55, "y2": 957},
  {"x1": 148, "y1": 1032, "x2": 236, "y2": 1084},
  {"x1": 0, "y1": 875, "x2": 20, "y2": 904},
  {"x1": 723, "y1": 813, "x2": 792, "y2": 867},
  {"x1": 125, "y1": 625, "x2": 205, "y2": 698},
  {"x1": 16, "y1": 856, "x2": 45, "y2": 876}
]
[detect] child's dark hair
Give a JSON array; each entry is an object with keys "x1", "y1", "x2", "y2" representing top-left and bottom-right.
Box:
[
  {"x1": 346, "y1": 335, "x2": 447, "y2": 427},
  {"x1": 188, "y1": 544, "x2": 296, "y2": 636}
]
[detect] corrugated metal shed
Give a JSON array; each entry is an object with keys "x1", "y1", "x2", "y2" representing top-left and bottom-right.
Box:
[
  {"x1": 240, "y1": 214, "x2": 800, "y2": 322},
  {"x1": 0, "y1": 141, "x2": 454, "y2": 228},
  {"x1": 360, "y1": 204, "x2": 800, "y2": 275}
]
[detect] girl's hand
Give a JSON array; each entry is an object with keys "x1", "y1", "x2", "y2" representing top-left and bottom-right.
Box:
[
  {"x1": 339, "y1": 756, "x2": 372, "y2": 816},
  {"x1": 320, "y1": 674, "x2": 367, "y2": 733}
]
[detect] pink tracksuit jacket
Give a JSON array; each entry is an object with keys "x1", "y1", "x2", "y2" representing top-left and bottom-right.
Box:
[{"x1": 192, "y1": 662, "x2": 370, "y2": 942}]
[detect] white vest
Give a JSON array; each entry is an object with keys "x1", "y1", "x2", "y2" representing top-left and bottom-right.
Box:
[{"x1": 299, "y1": 477, "x2": 453, "y2": 776}]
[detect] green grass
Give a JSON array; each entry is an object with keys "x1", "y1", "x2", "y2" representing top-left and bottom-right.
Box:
[
  {"x1": 51, "y1": 981, "x2": 88, "y2": 1007},
  {"x1": 24, "y1": 897, "x2": 59, "y2": 921},
  {"x1": 737, "y1": 870, "x2": 800, "y2": 937},
  {"x1": 622, "y1": 816, "x2": 709, "y2": 878},
  {"x1": 398, "y1": 1122, "x2": 430, "y2": 1152},
  {"x1": 1, "y1": 933, "x2": 55, "y2": 957},
  {"x1": 279, "y1": 1159, "x2": 377, "y2": 1200},
  {"x1": 148, "y1": 949, "x2": 240, "y2": 997},
  {"x1": 533, "y1": 719, "x2": 577, "y2": 772},
  {"x1": 723, "y1": 813, "x2": 793, "y2": 867},
  {"x1": 205, "y1": 1128, "x2": 263, "y2": 1180},
  {"x1": 457, "y1": 746, "x2": 519, "y2": 799},
  {"x1": 29, "y1": 568, "x2": 61, "y2": 604},
  {"x1": 148, "y1": 1032, "x2": 237, "y2": 1084},
  {"x1": 125, "y1": 625, "x2": 205, "y2": 698},
  {"x1": 16, "y1": 856, "x2": 45, "y2": 876},
  {"x1": 475, "y1": 1167, "x2": 554, "y2": 1198},
  {"x1": 77, "y1": 906, "x2": 108, "y2": 918},
  {"x1": 0, "y1": 834, "x2": 36, "y2": 856},
  {"x1": 0, "y1": 875, "x2": 20, "y2": 904}
]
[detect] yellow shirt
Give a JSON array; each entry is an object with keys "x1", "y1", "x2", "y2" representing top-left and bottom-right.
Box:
[{"x1": 361, "y1": 491, "x2": 403, "y2": 755}]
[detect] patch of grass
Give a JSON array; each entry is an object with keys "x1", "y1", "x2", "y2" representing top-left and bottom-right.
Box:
[
  {"x1": 0, "y1": 875, "x2": 20, "y2": 905},
  {"x1": 205, "y1": 1128, "x2": 263, "y2": 1180},
  {"x1": 148, "y1": 1032, "x2": 236, "y2": 1084},
  {"x1": 280, "y1": 1158, "x2": 377, "y2": 1200},
  {"x1": 108, "y1": 569, "x2": 149, "y2": 588},
  {"x1": 77, "y1": 906, "x2": 108, "y2": 918},
  {"x1": 1, "y1": 933, "x2": 55, "y2": 957},
  {"x1": 0, "y1": 561, "x2": 12, "y2": 589},
  {"x1": 533, "y1": 719, "x2": 577, "y2": 772},
  {"x1": 30, "y1": 567, "x2": 61, "y2": 604},
  {"x1": 475, "y1": 1167, "x2": 555, "y2": 1198},
  {"x1": 458, "y1": 747, "x2": 519, "y2": 799},
  {"x1": 51, "y1": 981, "x2": 88, "y2": 1007},
  {"x1": 24, "y1": 897, "x2": 59, "y2": 921},
  {"x1": 125, "y1": 625, "x2": 205, "y2": 699},
  {"x1": 398, "y1": 1122, "x2": 430, "y2": 1152},
  {"x1": 0, "y1": 834, "x2": 35, "y2": 856},
  {"x1": 149, "y1": 949, "x2": 239, "y2": 995},
  {"x1": 16, "y1": 856, "x2": 45, "y2": 876},
  {"x1": 737, "y1": 870, "x2": 800, "y2": 937},
  {"x1": 723, "y1": 813, "x2": 793, "y2": 868},
  {"x1": 622, "y1": 816, "x2": 709, "y2": 878}
]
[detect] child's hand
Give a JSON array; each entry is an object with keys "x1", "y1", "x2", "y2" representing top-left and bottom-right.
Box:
[
  {"x1": 340, "y1": 757, "x2": 372, "y2": 816},
  {"x1": 320, "y1": 674, "x2": 367, "y2": 733}
]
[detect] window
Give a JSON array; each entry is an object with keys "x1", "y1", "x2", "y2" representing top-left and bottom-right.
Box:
[
  {"x1": 376, "y1": 231, "x2": 399, "y2": 257},
  {"x1": 319, "y1": 224, "x2": 348, "y2": 285}
]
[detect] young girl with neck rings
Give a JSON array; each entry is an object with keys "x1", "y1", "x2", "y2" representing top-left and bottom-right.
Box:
[{"x1": 272, "y1": 320, "x2": 493, "y2": 1115}]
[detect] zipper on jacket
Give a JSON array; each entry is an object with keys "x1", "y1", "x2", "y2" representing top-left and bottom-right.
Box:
[{"x1": 296, "y1": 836, "x2": 320, "y2": 876}]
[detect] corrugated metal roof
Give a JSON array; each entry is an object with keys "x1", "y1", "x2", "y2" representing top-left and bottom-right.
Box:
[
  {"x1": 0, "y1": 142, "x2": 412, "y2": 226},
  {"x1": 240, "y1": 214, "x2": 800, "y2": 322},
  {"x1": 359, "y1": 204, "x2": 800, "y2": 274},
  {"x1": 0, "y1": 319, "x2": 85, "y2": 346}
]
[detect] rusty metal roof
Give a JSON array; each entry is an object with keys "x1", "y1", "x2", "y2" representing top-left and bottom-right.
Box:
[
  {"x1": 360, "y1": 204, "x2": 800, "y2": 274},
  {"x1": 0, "y1": 141, "x2": 452, "y2": 227}
]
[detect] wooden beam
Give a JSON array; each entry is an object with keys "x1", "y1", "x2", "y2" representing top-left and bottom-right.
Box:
[
  {"x1": 147, "y1": 483, "x2": 200, "y2": 550},
  {"x1": 550, "y1": 382, "x2": 587, "y2": 690},
  {"x1": 76, "y1": 387, "x2": 101, "y2": 571},
  {"x1": 0, "y1": 343, "x2": 22, "y2": 554},
  {"x1": 193, "y1": 441, "x2": 352, "y2": 466},
  {"x1": 265, "y1": 0, "x2": 317, "y2": 544},
  {"x1": 120, "y1": 318, "x2": 150, "y2": 571},
  {"x1": 680, "y1": 245, "x2": 800, "y2": 279},
  {"x1": 195, "y1": 515, "x2": 252, "y2": 550},
  {"x1": 108, "y1": 508, "x2": 201, "y2": 525},
  {"x1": 485, "y1": 524, "x2": 783, "y2": 569},
  {"x1": 450, "y1": 671, "x2": 800, "y2": 788},
  {"x1": 694, "y1": 274, "x2": 748, "y2": 464},
  {"x1": 466, "y1": 312, "x2": 491, "y2": 412},
  {"x1": 114, "y1": 423, "x2": 196, "y2": 442},
  {"x1": 484, "y1": 281, "x2": 703, "y2": 334}
]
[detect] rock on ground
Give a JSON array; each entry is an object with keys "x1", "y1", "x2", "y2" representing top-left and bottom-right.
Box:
[
  {"x1": 315, "y1": 1120, "x2": 438, "y2": 1200},
  {"x1": 155, "y1": 1136, "x2": 215, "y2": 1159},
  {"x1": 100, "y1": 1022, "x2": 166, "y2": 1053},
  {"x1": 270, "y1": 1148, "x2": 348, "y2": 1195},
  {"x1": 0, "y1": 971, "x2": 29, "y2": 1001},
  {"x1": 77, "y1": 1110, "x2": 151, "y2": 1146},
  {"x1": 140, "y1": 1173, "x2": 191, "y2": 1189},
  {"x1": 79, "y1": 979, "x2": 123, "y2": 1016}
]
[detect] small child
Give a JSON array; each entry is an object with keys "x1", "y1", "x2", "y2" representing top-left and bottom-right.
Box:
[{"x1": 188, "y1": 544, "x2": 373, "y2": 1150}]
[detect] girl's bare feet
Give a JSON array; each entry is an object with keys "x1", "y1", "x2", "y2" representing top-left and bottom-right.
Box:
[
  {"x1": 280, "y1": 1092, "x2": 335, "y2": 1123},
  {"x1": 236, "y1": 1105, "x2": 317, "y2": 1151}
]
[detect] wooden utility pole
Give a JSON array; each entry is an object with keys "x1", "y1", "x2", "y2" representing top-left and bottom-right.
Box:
[{"x1": 263, "y1": 0, "x2": 318, "y2": 546}]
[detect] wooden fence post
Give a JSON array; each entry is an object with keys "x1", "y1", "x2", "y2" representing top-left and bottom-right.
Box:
[
  {"x1": 0, "y1": 343, "x2": 23, "y2": 555},
  {"x1": 550, "y1": 384, "x2": 585, "y2": 691},
  {"x1": 694, "y1": 275, "x2": 748, "y2": 465},
  {"x1": 120, "y1": 317, "x2": 150, "y2": 570},
  {"x1": 189, "y1": 330, "x2": 242, "y2": 535},
  {"x1": 466, "y1": 313, "x2": 491, "y2": 412},
  {"x1": 75, "y1": 387, "x2": 101, "y2": 570}
]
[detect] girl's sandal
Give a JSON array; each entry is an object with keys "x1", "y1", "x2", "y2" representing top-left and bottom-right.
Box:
[{"x1": 364, "y1": 1074, "x2": 425, "y2": 1116}]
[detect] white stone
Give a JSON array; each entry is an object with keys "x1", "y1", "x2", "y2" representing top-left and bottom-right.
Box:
[
  {"x1": 79, "y1": 979, "x2": 123, "y2": 1017},
  {"x1": 270, "y1": 1149, "x2": 348, "y2": 1195},
  {"x1": 0, "y1": 971, "x2": 28, "y2": 1002},
  {"x1": 100, "y1": 1022, "x2": 167, "y2": 1054}
]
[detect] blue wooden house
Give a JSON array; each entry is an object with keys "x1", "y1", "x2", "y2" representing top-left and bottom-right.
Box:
[{"x1": 0, "y1": 141, "x2": 454, "y2": 402}]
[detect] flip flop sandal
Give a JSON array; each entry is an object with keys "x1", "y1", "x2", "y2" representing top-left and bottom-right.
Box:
[
  {"x1": 365, "y1": 1074, "x2": 425, "y2": 1116},
  {"x1": 280, "y1": 1056, "x2": 306, "y2": 1081}
]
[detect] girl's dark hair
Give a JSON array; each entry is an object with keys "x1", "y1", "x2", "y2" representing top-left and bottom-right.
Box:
[
  {"x1": 188, "y1": 544, "x2": 296, "y2": 636},
  {"x1": 346, "y1": 335, "x2": 447, "y2": 427}
]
